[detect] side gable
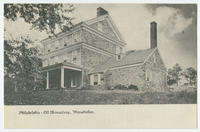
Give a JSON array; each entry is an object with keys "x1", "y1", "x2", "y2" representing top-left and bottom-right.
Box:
[
  {"x1": 144, "y1": 48, "x2": 166, "y2": 71},
  {"x1": 85, "y1": 14, "x2": 125, "y2": 43}
]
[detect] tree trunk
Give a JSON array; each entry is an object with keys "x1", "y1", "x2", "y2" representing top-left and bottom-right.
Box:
[{"x1": 14, "y1": 81, "x2": 18, "y2": 92}]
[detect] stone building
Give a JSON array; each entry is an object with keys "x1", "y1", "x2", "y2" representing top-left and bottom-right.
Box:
[{"x1": 40, "y1": 7, "x2": 167, "y2": 91}]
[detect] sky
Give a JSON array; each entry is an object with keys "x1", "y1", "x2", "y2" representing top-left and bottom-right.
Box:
[{"x1": 4, "y1": 4, "x2": 197, "y2": 69}]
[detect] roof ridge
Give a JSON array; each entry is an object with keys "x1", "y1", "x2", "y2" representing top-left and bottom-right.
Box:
[{"x1": 126, "y1": 48, "x2": 155, "y2": 52}]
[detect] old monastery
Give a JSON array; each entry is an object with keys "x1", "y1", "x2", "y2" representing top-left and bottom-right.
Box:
[{"x1": 41, "y1": 7, "x2": 167, "y2": 91}]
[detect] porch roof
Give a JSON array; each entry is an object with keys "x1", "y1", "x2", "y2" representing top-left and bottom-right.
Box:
[{"x1": 41, "y1": 62, "x2": 82, "y2": 72}]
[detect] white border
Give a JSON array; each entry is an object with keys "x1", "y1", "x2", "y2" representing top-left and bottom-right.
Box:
[{"x1": 0, "y1": 0, "x2": 199, "y2": 132}]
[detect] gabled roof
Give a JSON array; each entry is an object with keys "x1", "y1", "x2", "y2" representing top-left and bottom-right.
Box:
[
  {"x1": 89, "y1": 48, "x2": 157, "y2": 74},
  {"x1": 85, "y1": 14, "x2": 126, "y2": 43}
]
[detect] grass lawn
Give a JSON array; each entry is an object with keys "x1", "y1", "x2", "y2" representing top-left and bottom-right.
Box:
[{"x1": 4, "y1": 89, "x2": 197, "y2": 105}]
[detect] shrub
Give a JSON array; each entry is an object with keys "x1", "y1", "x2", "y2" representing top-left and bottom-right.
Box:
[
  {"x1": 114, "y1": 84, "x2": 127, "y2": 90},
  {"x1": 128, "y1": 84, "x2": 138, "y2": 91}
]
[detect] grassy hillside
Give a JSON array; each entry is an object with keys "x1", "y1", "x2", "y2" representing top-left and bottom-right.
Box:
[{"x1": 4, "y1": 89, "x2": 197, "y2": 105}]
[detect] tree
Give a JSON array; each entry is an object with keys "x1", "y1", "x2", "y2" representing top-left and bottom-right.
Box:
[
  {"x1": 167, "y1": 63, "x2": 182, "y2": 86},
  {"x1": 4, "y1": 4, "x2": 74, "y2": 36},
  {"x1": 167, "y1": 68, "x2": 176, "y2": 86},
  {"x1": 4, "y1": 36, "x2": 45, "y2": 92},
  {"x1": 183, "y1": 67, "x2": 197, "y2": 85},
  {"x1": 4, "y1": 4, "x2": 75, "y2": 92}
]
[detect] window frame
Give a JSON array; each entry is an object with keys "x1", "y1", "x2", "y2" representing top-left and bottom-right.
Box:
[
  {"x1": 93, "y1": 74, "x2": 98, "y2": 86},
  {"x1": 71, "y1": 50, "x2": 78, "y2": 64}
]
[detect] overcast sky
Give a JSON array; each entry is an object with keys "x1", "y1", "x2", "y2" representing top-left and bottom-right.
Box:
[{"x1": 4, "y1": 4, "x2": 197, "y2": 69}]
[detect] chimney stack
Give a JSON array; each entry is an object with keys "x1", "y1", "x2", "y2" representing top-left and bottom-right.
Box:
[
  {"x1": 150, "y1": 21, "x2": 157, "y2": 49},
  {"x1": 97, "y1": 7, "x2": 108, "y2": 17}
]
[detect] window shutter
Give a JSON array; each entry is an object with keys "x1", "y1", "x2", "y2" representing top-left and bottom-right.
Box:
[
  {"x1": 90, "y1": 75, "x2": 94, "y2": 86},
  {"x1": 98, "y1": 74, "x2": 101, "y2": 85}
]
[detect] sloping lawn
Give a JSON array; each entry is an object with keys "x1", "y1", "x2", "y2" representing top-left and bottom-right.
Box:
[{"x1": 4, "y1": 89, "x2": 197, "y2": 105}]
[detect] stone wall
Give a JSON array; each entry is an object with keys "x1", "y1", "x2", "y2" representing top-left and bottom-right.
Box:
[
  {"x1": 107, "y1": 49, "x2": 167, "y2": 91},
  {"x1": 81, "y1": 47, "x2": 110, "y2": 69},
  {"x1": 144, "y1": 50, "x2": 167, "y2": 91},
  {"x1": 82, "y1": 29, "x2": 116, "y2": 54},
  {"x1": 90, "y1": 19, "x2": 119, "y2": 40},
  {"x1": 108, "y1": 65, "x2": 146, "y2": 90}
]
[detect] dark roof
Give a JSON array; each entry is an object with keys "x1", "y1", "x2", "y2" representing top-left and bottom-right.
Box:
[
  {"x1": 41, "y1": 62, "x2": 82, "y2": 71},
  {"x1": 90, "y1": 48, "x2": 156, "y2": 74}
]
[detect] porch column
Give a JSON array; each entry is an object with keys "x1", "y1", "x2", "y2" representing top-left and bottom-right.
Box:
[
  {"x1": 81, "y1": 70, "x2": 84, "y2": 87},
  {"x1": 61, "y1": 66, "x2": 65, "y2": 88},
  {"x1": 46, "y1": 71, "x2": 49, "y2": 89}
]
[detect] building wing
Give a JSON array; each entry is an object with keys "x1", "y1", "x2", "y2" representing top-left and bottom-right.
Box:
[{"x1": 90, "y1": 48, "x2": 157, "y2": 74}]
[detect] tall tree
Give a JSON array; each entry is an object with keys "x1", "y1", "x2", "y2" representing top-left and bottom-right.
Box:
[
  {"x1": 4, "y1": 4, "x2": 74, "y2": 36},
  {"x1": 4, "y1": 4, "x2": 75, "y2": 92},
  {"x1": 167, "y1": 63, "x2": 182, "y2": 86},
  {"x1": 183, "y1": 67, "x2": 197, "y2": 85},
  {"x1": 167, "y1": 68, "x2": 176, "y2": 86},
  {"x1": 4, "y1": 36, "x2": 45, "y2": 92}
]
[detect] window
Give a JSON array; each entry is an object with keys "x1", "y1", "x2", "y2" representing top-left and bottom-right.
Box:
[
  {"x1": 67, "y1": 34, "x2": 72, "y2": 44},
  {"x1": 116, "y1": 46, "x2": 122, "y2": 55},
  {"x1": 117, "y1": 55, "x2": 121, "y2": 60},
  {"x1": 97, "y1": 22, "x2": 103, "y2": 32},
  {"x1": 90, "y1": 75, "x2": 94, "y2": 86},
  {"x1": 64, "y1": 37, "x2": 68, "y2": 44},
  {"x1": 73, "y1": 57, "x2": 77, "y2": 62},
  {"x1": 54, "y1": 40, "x2": 59, "y2": 49},
  {"x1": 146, "y1": 70, "x2": 152, "y2": 82},
  {"x1": 46, "y1": 44, "x2": 51, "y2": 52},
  {"x1": 59, "y1": 38, "x2": 64, "y2": 45},
  {"x1": 72, "y1": 50, "x2": 78, "y2": 64},
  {"x1": 47, "y1": 58, "x2": 50, "y2": 65},
  {"x1": 118, "y1": 55, "x2": 121, "y2": 59},
  {"x1": 43, "y1": 59, "x2": 48, "y2": 67},
  {"x1": 73, "y1": 32, "x2": 81, "y2": 42},
  {"x1": 64, "y1": 44, "x2": 67, "y2": 47},
  {"x1": 54, "y1": 56, "x2": 59, "y2": 64},
  {"x1": 100, "y1": 74, "x2": 104, "y2": 81},
  {"x1": 120, "y1": 47, "x2": 122, "y2": 53},
  {"x1": 94, "y1": 74, "x2": 98, "y2": 85},
  {"x1": 153, "y1": 54, "x2": 156, "y2": 63},
  {"x1": 50, "y1": 56, "x2": 55, "y2": 64}
]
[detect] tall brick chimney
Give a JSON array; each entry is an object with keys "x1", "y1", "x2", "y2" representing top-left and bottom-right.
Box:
[
  {"x1": 97, "y1": 7, "x2": 108, "y2": 17},
  {"x1": 150, "y1": 21, "x2": 157, "y2": 48}
]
